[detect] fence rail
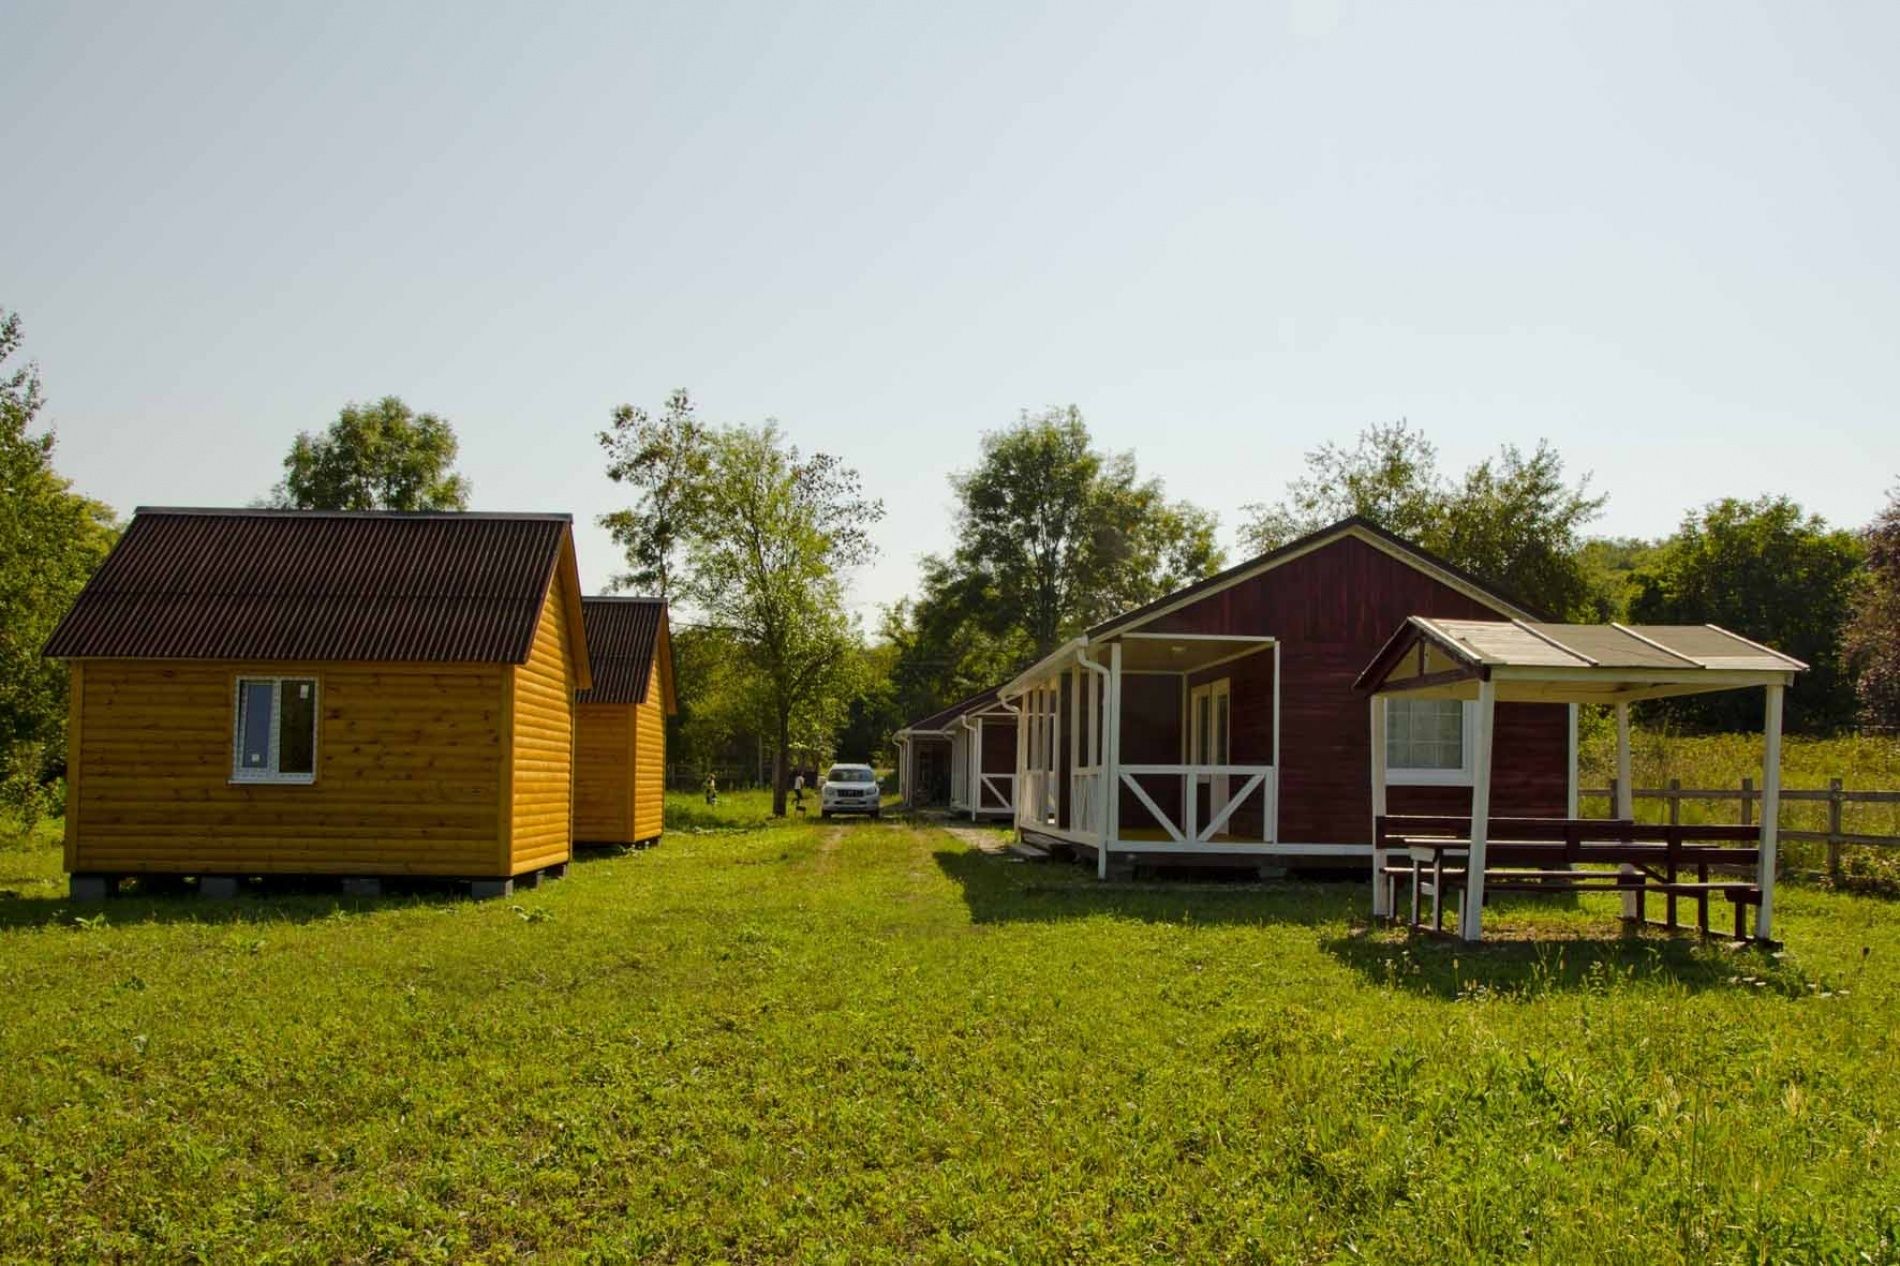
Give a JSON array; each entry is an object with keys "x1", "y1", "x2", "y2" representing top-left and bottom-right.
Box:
[{"x1": 1580, "y1": 777, "x2": 1900, "y2": 878}]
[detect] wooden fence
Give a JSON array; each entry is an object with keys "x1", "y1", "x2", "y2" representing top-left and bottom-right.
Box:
[{"x1": 1581, "y1": 778, "x2": 1900, "y2": 879}]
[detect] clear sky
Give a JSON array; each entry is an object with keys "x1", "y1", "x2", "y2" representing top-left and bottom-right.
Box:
[{"x1": 3, "y1": 0, "x2": 1895, "y2": 620}]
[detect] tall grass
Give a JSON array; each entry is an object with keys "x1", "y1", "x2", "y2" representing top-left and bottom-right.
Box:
[{"x1": 1579, "y1": 727, "x2": 1900, "y2": 890}]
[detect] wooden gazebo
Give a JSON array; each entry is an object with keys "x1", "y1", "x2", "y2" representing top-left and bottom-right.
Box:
[{"x1": 1356, "y1": 619, "x2": 1806, "y2": 943}]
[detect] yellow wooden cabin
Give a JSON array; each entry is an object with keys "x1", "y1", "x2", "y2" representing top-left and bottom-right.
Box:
[
  {"x1": 573, "y1": 597, "x2": 676, "y2": 847},
  {"x1": 43, "y1": 508, "x2": 592, "y2": 898}
]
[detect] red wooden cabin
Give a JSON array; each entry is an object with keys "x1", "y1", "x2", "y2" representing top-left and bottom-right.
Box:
[
  {"x1": 894, "y1": 686, "x2": 1018, "y2": 819},
  {"x1": 997, "y1": 517, "x2": 1573, "y2": 875}
]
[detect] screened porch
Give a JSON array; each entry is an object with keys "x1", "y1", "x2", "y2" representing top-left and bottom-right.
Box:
[{"x1": 1003, "y1": 632, "x2": 1281, "y2": 876}]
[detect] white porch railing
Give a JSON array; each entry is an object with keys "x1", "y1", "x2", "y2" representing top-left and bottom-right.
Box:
[
  {"x1": 977, "y1": 772, "x2": 1016, "y2": 814},
  {"x1": 1117, "y1": 764, "x2": 1277, "y2": 845},
  {"x1": 1020, "y1": 770, "x2": 1060, "y2": 826},
  {"x1": 1070, "y1": 766, "x2": 1104, "y2": 841}
]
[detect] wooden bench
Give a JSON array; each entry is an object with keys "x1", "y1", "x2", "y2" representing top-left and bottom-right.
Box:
[{"x1": 1375, "y1": 815, "x2": 1766, "y2": 941}]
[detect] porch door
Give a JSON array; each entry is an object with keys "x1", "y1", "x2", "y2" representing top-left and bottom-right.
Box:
[{"x1": 1189, "y1": 678, "x2": 1232, "y2": 832}]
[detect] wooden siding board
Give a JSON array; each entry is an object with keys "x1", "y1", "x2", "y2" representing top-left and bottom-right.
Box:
[
  {"x1": 633, "y1": 659, "x2": 665, "y2": 842},
  {"x1": 509, "y1": 572, "x2": 577, "y2": 872},
  {"x1": 574, "y1": 703, "x2": 633, "y2": 842},
  {"x1": 1134, "y1": 534, "x2": 1567, "y2": 843},
  {"x1": 70, "y1": 659, "x2": 507, "y2": 876}
]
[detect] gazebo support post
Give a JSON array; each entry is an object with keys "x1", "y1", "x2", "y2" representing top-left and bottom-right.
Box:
[
  {"x1": 1369, "y1": 696, "x2": 1388, "y2": 918},
  {"x1": 1757, "y1": 683, "x2": 1783, "y2": 942},
  {"x1": 1460, "y1": 677, "x2": 1497, "y2": 942},
  {"x1": 1615, "y1": 701, "x2": 1637, "y2": 920}
]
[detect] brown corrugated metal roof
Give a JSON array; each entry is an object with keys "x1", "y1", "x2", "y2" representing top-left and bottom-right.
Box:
[
  {"x1": 43, "y1": 508, "x2": 573, "y2": 663},
  {"x1": 574, "y1": 597, "x2": 667, "y2": 704}
]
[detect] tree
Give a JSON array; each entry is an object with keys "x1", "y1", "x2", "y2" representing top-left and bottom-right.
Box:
[
  {"x1": 597, "y1": 388, "x2": 710, "y2": 599},
  {"x1": 1631, "y1": 496, "x2": 1865, "y2": 733},
  {"x1": 1844, "y1": 484, "x2": 1900, "y2": 730},
  {"x1": 675, "y1": 423, "x2": 884, "y2": 815},
  {"x1": 1577, "y1": 536, "x2": 1662, "y2": 621},
  {"x1": 1240, "y1": 419, "x2": 1444, "y2": 551},
  {"x1": 0, "y1": 309, "x2": 118, "y2": 821},
  {"x1": 937, "y1": 406, "x2": 1222, "y2": 654},
  {"x1": 1239, "y1": 421, "x2": 1608, "y2": 619},
  {"x1": 272, "y1": 396, "x2": 470, "y2": 510}
]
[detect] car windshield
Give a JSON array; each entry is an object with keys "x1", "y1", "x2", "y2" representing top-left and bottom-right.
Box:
[{"x1": 828, "y1": 767, "x2": 876, "y2": 784}]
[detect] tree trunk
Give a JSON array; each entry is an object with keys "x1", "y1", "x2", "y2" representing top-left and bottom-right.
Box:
[{"x1": 771, "y1": 711, "x2": 790, "y2": 817}]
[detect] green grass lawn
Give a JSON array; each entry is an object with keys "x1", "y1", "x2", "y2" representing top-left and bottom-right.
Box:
[{"x1": 2, "y1": 798, "x2": 1896, "y2": 1263}]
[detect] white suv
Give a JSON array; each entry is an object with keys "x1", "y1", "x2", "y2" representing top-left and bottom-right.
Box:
[{"x1": 820, "y1": 764, "x2": 882, "y2": 819}]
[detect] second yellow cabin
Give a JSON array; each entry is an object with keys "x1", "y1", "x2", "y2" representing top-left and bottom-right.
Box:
[{"x1": 574, "y1": 597, "x2": 676, "y2": 847}]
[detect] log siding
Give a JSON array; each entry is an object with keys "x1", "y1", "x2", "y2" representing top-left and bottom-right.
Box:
[
  {"x1": 509, "y1": 573, "x2": 578, "y2": 873},
  {"x1": 68, "y1": 659, "x2": 507, "y2": 876}
]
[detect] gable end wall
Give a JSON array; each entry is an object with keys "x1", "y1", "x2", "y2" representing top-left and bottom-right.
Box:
[{"x1": 1141, "y1": 534, "x2": 1568, "y2": 844}]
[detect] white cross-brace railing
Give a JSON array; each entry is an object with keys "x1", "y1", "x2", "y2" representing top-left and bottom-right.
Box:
[
  {"x1": 978, "y1": 772, "x2": 1015, "y2": 813},
  {"x1": 1117, "y1": 764, "x2": 1277, "y2": 845}
]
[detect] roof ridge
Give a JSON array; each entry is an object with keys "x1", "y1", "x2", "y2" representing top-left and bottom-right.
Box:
[
  {"x1": 133, "y1": 506, "x2": 574, "y2": 522},
  {"x1": 1084, "y1": 515, "x2": 1547, "y2": 640}
]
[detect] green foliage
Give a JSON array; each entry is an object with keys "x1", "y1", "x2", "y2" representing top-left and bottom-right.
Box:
[
  {"x1": 1845, "y1": 484, "x2": 1900, "y2": 730},
  {"x1": 1631, "y1": 496, "x2": 1865, "y2": 734},
  {"x1": 889, "y1": 407, "x2": 1223, "y2": 728},
  {"x1": 596, "y1": 388, "x2": 709, "y2": 599},
  {"x1": 940, "y1": 407, "x2": 1223, "y2": 655},
  {"x1": 0, "y1": 310, "x2": 118, "y2": 824},
  {"x1": 677, "y1": 422, "x2": 883, "y2": 814},
  {"x1": 1241, "y1": 418, "x2": 1445, "y2": 549},
  {"x1": 1, "y1": 813, "x2": 1896, "y2": 1261},
  {"x1": 662, "y1": 623, "x2": 759, "y2": 774},
  {"x1": 271, "y1": 396, "x2": 471, "y2": 510},
  {"x1": 832, "y1": 638, "x2": 904, "y2": 762},
  {"x1": 1577, "y1": 536, "x2": 1661, "y2": 621},
  {"x1": 1240, "y1": 420, "x2": 1608, "y2": 618}
]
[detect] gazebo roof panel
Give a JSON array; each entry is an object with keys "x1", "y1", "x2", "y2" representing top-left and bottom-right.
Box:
[
  {"x1": 1360, "y1": 618, "x2": 1804, "y2": 699},
  {"x1": 1525, "y1": 623, "x2": 1691, "y2": 668},
  {"x1": 1426, "y1": 619, "x2": 1588, "y2": 667},
  {"x1": 1630, "y1": 624, "x2": 1808, "y2": 671}
]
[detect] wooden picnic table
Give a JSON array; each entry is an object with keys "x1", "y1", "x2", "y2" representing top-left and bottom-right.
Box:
[{"x1": 1375, "y1": 816, "x2": 1763, "y2": 941}]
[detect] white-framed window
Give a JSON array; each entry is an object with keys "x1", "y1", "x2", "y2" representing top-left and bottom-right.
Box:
[
  {"x1": 232, "y1": 677, "x2": 319, "y2": 784},
  {"x1": 1384, "y1": 697, "x2": 1473, "y2": 786}
]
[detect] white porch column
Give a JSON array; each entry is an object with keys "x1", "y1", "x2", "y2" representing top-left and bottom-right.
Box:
[
  {"x1": 1460, "y1": 677, "x2": 1497, "y2": 941},
  {"x1": 1068, "y1": 665, "x2": 1080, "y2": 828},
  {"x1": 1369, "y1": 695, "x2": 1389, "y2": 917},
  {"x1": 1757, "y1": 683, "x2": 1784, "y2": 941},
  {"x1": 1271, "y1": 641, "x2": 1282, "y2": 844},
  {"x1": 1616, "y1": 700, "x2": 1637, "y2": 919},
  {"x1": 969, "y1": 718, "x2": 983, "y2": 821},
  {"x1": 1101, "y1": 641, "x2": 1123, "y2": 880}
]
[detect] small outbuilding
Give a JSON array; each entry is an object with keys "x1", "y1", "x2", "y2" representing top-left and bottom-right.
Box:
[
  {"x1": 573, "y1": 597, "x2": 677, "y2": 847},
  {"x1": 894, "y1": 685, "x2": 1017, "y2": 819},
  {"x1": 44, "y1": 508, "x2": 591, "y2": 898}
]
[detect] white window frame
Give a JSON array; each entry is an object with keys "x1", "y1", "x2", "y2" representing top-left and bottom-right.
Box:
[
  {"x1": 230, "y1": 676, "x2": 319, "y2": 785},
  {"x1": 1383, "y1": 697, "x2": 1475, "y2": 787}
]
